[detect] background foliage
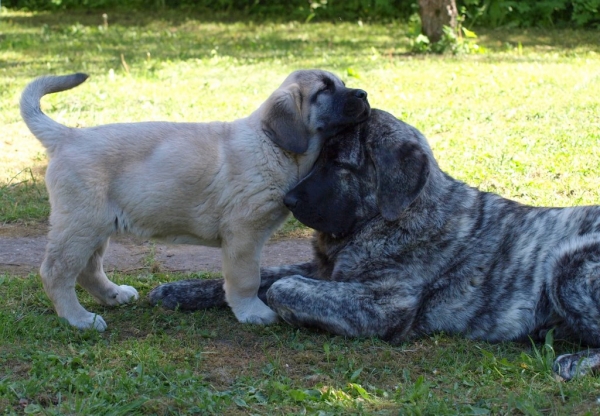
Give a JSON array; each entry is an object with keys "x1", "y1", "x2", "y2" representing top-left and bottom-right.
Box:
[
  {"x1": 2, "y1": 0, "x2": 599, "y2": 28},
  {"x1": 461, "y1": 0, "x2": 600, "y2": 28}
]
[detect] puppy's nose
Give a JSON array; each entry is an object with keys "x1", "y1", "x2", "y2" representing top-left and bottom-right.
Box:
[
  {"x1": 283, "y1": 193, "x2": 298, "y2": 209},
  {"x1": 354, "y1": 89, "x2": 367, "y2": 99}
]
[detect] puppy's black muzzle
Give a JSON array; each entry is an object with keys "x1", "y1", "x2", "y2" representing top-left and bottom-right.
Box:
[
  {"x1": 344, "y1": 88, "x2": 370, "y2": 119},
  {"x1": 353, "y1": 89, "x2": 367, "y2": 100},
  {"x1": 283, "y1": 192, "x2": 299, "y2": 210}
]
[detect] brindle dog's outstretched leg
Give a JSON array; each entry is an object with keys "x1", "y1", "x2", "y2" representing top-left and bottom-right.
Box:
[{"x1": 148, "y1": 262, "x2": 318, "y2": 311}]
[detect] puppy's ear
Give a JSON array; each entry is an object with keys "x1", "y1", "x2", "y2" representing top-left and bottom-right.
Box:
[
  {"x1": 368, "y1": 139, "x2": 430, "y2": 221},
  {"x1": 262, "y1": 84, "x2": 310, "y2": 154}
]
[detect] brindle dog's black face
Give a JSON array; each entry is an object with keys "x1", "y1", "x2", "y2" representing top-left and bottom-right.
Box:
[
  {"x1": 284, "y1": 120, "x2": 378, "y2": 237},
  {"x1": 284, "y1": 109, "x2": 431, "y2": 237}
]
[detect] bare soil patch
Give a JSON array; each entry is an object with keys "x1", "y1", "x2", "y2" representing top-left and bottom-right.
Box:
[{"x1": 0, "y1": 223, "x2": 314, "y2": 276}]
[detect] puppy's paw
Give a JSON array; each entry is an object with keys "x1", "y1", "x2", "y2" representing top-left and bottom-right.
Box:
[
  {"x1": 99, "y1": 285, "x2": 139, "y2": 306},
  {"x1": 115, "y1": 285, "x2": 139, "y2": 303},
  {"x1": 230, "y1": 296, "x2": 279, "y2": 325},
  {"x1": 67, "y1": 311, "x2": 108, "y2": 332}
]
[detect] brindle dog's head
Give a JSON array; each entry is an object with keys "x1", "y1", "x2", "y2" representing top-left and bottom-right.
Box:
[
  {"x1": 283, "y1": 109, "x2": 433, "y2": 237},
  {"x1": 261, "y1": 69, "x2": 371, "y2": 154}
]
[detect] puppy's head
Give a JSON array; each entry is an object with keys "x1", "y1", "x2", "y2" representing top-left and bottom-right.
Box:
[
  {"x1": 283, "y1": 109, "x2": 431, "y2": 237},
  {"x1": 261, "y1": 69, "x2": 371, "y2": 154}
]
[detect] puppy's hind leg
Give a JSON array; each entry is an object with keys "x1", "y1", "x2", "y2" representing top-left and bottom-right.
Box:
[
  {"x1": 547, "y1": 235, "x2": 600, "y2": 380},
  {"x1": 76, "y1": 238, "x2": 139, "y2": 307},
  {"x1": 41, "y1": 228, "x2": 111, "y2": 331}
]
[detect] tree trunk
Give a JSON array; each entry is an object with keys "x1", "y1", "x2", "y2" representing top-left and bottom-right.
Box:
[{"x1": 418, "y1": 0, "x2": 458, "y2": 44}]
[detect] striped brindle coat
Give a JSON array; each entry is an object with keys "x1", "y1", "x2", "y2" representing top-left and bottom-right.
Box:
[{"x1": 150, "y1": 109, "x2": 600, "y2": 380}]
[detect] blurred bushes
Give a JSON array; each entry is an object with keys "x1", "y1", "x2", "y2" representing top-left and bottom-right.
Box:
[{"x1": 3, "y1": 0, "x2": 598, "y2": 27}]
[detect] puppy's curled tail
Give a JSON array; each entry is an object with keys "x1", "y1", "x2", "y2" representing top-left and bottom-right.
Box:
[{"x1": 20, "y1": 73, "x2": 89, "y2": 156}]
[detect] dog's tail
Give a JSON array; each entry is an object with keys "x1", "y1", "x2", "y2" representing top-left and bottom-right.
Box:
[{"x1": 20, "y1": 73, "x2": 89, "y2": 156}]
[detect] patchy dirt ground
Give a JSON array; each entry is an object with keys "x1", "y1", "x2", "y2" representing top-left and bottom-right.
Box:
[{"x1": 0, "y1": 222, "x2": 314, "y2": 276}]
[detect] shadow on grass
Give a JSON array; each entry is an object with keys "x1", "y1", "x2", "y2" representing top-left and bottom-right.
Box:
[
  {"x1": 4, "y1": 10, "x2": 600, "y2": 50},
  {"x1": 1, "y1": 10, "x2": 408, "y2": 78},
  {"x1": 4, "y1": 10, "x2": 599, "y2": 82},
  {"x1": 477, "y1": 26, "x2": 600, "y2": 55}
]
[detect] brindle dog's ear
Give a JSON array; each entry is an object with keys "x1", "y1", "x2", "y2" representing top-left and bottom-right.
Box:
[
  {"x1": 262, "y1": 84, "x2": 310, "y2": 154},
  {"x1": 368, "y1": 139, "x2": 430, "y2": 221}
]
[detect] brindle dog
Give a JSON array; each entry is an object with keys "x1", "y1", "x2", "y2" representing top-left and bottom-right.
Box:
[{"x1": 150, "y1": 109, "x2": 600, "y2": 380}]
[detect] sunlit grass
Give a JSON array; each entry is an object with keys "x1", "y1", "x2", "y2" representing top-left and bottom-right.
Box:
[{"x1": 2, "y1": 11, "x2": 599, "y2": 223}]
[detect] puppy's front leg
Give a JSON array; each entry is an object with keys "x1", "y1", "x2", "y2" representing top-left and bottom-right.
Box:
[{"x1": 221, "y1": 242, "x2": 279, "y2": 324}]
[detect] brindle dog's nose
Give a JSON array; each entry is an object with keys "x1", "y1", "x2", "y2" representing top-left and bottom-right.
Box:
[{"x1": 354, "y1": 89, "x2": 367, "y2": 99}]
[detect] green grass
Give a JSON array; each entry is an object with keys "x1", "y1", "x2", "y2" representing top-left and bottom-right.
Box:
[
  {"x1": 2, "y1": 272, "x2": 600, "y2": 415},
  {"x1": 0, "y1": 167, "x2": 48, "y2": 223},
  {"x1": 1, "y1": 8, "x2": 600, "y2": 414}
]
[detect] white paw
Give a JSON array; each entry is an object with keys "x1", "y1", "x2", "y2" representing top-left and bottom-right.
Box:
[
  {"x1": 230, "y1": 296, "x2": 279, "y2": 325},
  {"x1": 67, "y1": 311, "x2": 108, "y2": 332},
  {"x1": 115, "y1": 285, "x2": 139, "y2": 303},
  {"x1": 101, "y1": 285, "x2": 139, "y2": 306}
]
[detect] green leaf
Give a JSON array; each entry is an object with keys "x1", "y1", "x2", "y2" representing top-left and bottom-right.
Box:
[
  {"x1": 346, "y1": 67, "x2": 361, "y2": 79},
  {"x1": 288, "y1": 389, "x2": 308, "y2": 402},
  {"x1": 347, "y1": 382, "x2": 371, "y2": 400},
  {"x1": 462, "y1": 27, "x2": 478, "y2": 38},
  {"x1": 349, "y1": 367, "x2": 363, "y2": 382},
  {"x1": 233, "y1": 397, "x2": 248, "y2": 408}
]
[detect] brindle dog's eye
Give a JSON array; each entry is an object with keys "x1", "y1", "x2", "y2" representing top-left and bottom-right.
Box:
[{"x1": 333, "y1": 161, "x2": 352, "y2": 171}]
